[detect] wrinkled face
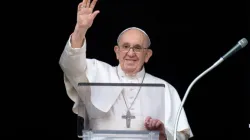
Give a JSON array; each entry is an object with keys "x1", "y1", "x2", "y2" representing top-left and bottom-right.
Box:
[{"x1": 114, "y1": 29, "x2": 152, "y2": 75}]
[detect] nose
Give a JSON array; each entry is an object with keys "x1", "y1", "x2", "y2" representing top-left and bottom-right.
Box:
[{"x1": 127, "y1": 48, "x2": 136, "y2": 56}]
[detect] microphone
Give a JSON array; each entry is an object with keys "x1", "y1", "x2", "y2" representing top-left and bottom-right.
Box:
[
  {"x1": 173, "y1": 38, "x2": 248, "y2": 140},
  {"x1": 222, "y1": 38, "x2": 248, "y2": 60}
]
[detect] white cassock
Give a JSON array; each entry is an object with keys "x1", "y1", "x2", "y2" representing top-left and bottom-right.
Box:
[{"x1": 59, "y1": 36, "x2": 193, "y2": 140}]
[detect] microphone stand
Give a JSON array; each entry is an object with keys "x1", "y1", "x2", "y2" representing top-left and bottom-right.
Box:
[
  {"x1": 173, "y1": 38, "x2": 247, "y2": 140},
  {"x1": 173, "y1": 57, "x2": 224, "y2": 140}
]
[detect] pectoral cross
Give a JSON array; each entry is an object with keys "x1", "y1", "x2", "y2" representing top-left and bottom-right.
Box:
[{"x1": 122, "y1": 110, "x2": 135, "y2": 128}]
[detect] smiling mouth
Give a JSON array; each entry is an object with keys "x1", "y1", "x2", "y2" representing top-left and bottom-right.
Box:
[{"x1": 125, "y1": 59, "x2": 137, "y2": 62}]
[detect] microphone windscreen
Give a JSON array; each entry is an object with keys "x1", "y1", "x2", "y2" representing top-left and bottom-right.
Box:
[{"x1": 239, "y1": 38, "x2": 248, "y2": 48}]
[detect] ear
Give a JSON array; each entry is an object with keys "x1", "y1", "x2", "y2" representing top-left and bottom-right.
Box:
[
  {"x1": 144, "y1": 49, "x2": 152, "y2": 63},
  {"x1": 114, "y1": 45, "x2": 119, "y2": 60}
]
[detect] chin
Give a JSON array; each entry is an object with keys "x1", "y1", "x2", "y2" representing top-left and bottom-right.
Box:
[
  {"x1": 121, "y1": 61, "x2": 141, "y2": 72},
  {"x1": 123, "y1": 65, "x2": 139, "y2": 73},
  {"x1": 124, "y1": 63, "x2": 137, "y2": 69}
]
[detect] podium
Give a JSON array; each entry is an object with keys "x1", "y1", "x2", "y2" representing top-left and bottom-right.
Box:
[
  {"x1": 76, "y1": 82, "x2": 165, "y2": 140},
  {"x1": 81, "y1": 130, "x2": 160, "y2": 140}
]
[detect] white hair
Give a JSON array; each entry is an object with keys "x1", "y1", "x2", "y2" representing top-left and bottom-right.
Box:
[{"x1": 117, "y1": 27, "x2": 151, "y2": 47}]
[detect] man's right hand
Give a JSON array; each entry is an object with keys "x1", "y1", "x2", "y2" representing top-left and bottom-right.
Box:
[{"x1": 72, "y1": 0, "x2": 100, "y2": 48}]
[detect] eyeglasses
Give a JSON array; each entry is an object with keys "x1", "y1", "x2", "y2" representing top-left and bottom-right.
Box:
[{"x1": 119, "y1": 45, "x2": 147, "y2": 53}]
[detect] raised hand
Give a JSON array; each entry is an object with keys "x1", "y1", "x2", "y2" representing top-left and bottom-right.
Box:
[
  {"x1": 76, "y1": 0, "x2": 100, "y2": 30},
  {"x1": 72, "y1": 0, "x2": 100, "y2": 48}
]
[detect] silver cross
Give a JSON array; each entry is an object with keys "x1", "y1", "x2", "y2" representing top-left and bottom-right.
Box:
[{"x1": 122, "y1": 110, "x2": 135, "y2": 128}]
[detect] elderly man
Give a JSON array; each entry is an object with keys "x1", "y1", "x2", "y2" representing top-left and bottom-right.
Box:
[{"x1": 59, "y1": 0, "x2": 193, "y2": 139}]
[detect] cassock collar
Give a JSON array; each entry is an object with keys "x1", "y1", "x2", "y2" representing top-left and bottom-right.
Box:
[{"x1": 117, "y1": 64, "x2": 146, "y2": 79}]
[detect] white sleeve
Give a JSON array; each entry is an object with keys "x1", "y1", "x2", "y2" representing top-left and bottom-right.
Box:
[
  {"x1": 164, "y1": 83, "x2": 193, "y2": 140},
  {"x1": 164, "y1": 128, "x2": 190, "y2": 140},
  {"x1": 59, "y1": 35, "x2": 89, "y2": 117},
  {"x1": 59, "y1": 35, "x2": 87, "y2": 80},
  {"x1": 58, "y1": 35, "x2": 108, "y2": 116}
]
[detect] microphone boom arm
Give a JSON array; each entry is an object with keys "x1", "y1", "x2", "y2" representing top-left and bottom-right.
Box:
[
  {"x1": 173, "y1": 57, "x2": 224, "y2": 140},
  {"x1": 173, "y1": 38, "x2": 247, "y2": 139}
]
